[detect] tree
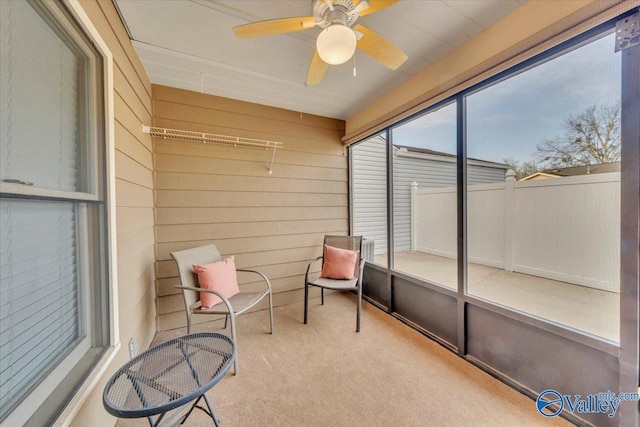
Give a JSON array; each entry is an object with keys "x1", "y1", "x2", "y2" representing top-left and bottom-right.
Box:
[
  {"x1": 534, "y1": 103, "x2": 621, "y2": 169},
  {"x1": 502, "y1": 157, "x2": 540, "y2": 180}
]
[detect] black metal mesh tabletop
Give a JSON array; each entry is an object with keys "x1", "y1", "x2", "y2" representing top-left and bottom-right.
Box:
[{"x1": 103, "y1": 333, "x2": 235, "y2": 419}]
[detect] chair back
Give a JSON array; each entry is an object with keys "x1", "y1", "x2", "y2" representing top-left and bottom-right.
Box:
[
  {"x1": 171, "y1": 244, "x2": 222, "y2": 307},
  {"x1": 323, "y1": 235, "x2": 363, "y2": 279}
]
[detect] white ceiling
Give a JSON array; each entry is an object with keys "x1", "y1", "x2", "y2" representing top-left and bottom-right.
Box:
[{"x1": 114, "y1": 0, "x2": 526, "y2": 120}]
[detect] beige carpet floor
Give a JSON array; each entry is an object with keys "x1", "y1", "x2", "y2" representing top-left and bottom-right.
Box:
[{"x1": 116, "y1": 293, "x2": 573, "y2": 427}]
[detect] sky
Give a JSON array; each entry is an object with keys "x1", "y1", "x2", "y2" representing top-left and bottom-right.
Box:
[{"x1": 390, "y1": 31, "x2": 621, "y2": 165}]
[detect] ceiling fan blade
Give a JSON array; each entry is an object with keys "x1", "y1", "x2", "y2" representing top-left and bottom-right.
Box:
[
  {"x1": 306, "y1": 50, "x2": 328, "y2": 86},
  {"x1": 349, "y1": 0, "x2": 370, "y2": 15},
  {"x1": 233, "y1": 16, "x2": 316, "y2": 38},
  {"x1": 355, "y1": 24, "x2": 407, "y2": 70},
  {"x1": 354, "y1": 0, "x2": 399, "y2": 17}
]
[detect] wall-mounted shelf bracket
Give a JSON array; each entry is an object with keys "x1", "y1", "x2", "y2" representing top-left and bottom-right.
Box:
[{"x1": 142, "y1": 125, "x2": 283, "y2": 174}]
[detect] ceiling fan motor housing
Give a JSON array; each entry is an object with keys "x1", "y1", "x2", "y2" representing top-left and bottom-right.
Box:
[{"x1": 313, "y1": 0, "x2": 359, "y2": 29}]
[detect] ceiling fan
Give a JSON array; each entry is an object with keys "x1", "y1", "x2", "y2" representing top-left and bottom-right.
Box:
[{"x1": 233, "y1": 0, "x2": 407, "y2": 85}]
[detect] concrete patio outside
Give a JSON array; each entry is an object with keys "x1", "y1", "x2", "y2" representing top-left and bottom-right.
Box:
[{"x1": 375, "y1": 251, "x2": 619, "y2": 342}]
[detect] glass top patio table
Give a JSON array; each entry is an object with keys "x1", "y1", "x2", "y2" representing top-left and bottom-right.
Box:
[{"x1": 103, "y1": 332, "x2": 235, "y2": 427}]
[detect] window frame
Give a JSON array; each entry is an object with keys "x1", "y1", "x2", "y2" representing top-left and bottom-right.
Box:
[
  {"x1": 388, "y1": 99, "x2": 460, "y2": 289},
  {"x1": 0, "y1": 0, "x2": 101, "y2": 202},
  {"x1": 460, "y1": 26, "x2": 622, "y2": 346},
  {"x1": 0, "y1": 0, "x2": 119, "y2": 425},
  {"x1": 348, "y1": 17, "x2": 627, "y2": 353},
  {"x1": 348, "y1": 9, "x2": 638, "y2": 427}
]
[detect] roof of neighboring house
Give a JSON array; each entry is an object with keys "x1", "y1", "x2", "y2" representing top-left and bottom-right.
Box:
[
  {"x1": 541, "y1": 162, "x2": 621, "y2": 177},
  {"x1": 520, "y1": 161, "x2": 621, "y2": 181},
  {"x1": 519, "y1": 172, "x2": 564, "y2": 181},
  {"x1": 394, "y1": 144, "x2": 510, "y2": 169},
  {"x1": 398, "y1": 145, "x2": 456, "y2": 158}
]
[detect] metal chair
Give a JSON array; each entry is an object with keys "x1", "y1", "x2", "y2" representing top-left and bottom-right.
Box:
[
  {"x1": 304, "y1": 235, "x2": 364, "y2": 332},
  {"x1": 171, "y1": 244, "x2": 273, "y2": 374}
]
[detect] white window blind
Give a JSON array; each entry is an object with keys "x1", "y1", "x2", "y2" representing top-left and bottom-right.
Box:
[
  {"x1": 0, "y1": 199, "x2": 80, "y2": 415},
  {"x1": 0, "y1": 0, "x2": 81, "y2": 192}
]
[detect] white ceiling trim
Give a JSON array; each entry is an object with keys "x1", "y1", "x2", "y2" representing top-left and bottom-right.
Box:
[{"x1": 133, "y1": 40, "x2": 305, "y2": 88}]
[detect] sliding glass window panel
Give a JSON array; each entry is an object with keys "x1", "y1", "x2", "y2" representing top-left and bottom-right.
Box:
[
  {"x1": 351, "y1": 133, "x2": 388, "y2": 267},
  {"x1": 390, "y1": 102, "x2": 457, "y2": 288},
  {"x1": 465, "y1": 30, "x2": 621, "y2": 342}
]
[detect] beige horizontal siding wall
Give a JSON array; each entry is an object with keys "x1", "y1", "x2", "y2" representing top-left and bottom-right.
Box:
[
  {"x1": 152, "y1": 85, "x2": 347, "y2": 330},
  {"x1": 69, "y1": 2, "x2": 156, "y2": 426}
]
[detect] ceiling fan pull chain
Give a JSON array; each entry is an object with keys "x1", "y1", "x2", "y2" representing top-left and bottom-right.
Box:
[{"x1": 353, "y1": 51, "x2": 357, "y2": 77}]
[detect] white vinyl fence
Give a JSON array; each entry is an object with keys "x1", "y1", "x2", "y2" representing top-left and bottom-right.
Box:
[{"x1": 411, "y1": 172, "x2": 620, "y2": 292}]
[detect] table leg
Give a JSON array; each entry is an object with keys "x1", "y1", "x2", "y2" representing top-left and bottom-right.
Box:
[
  {"x1": 150, "y1": 411, "x2": 166, "y2": 427},
  {"x1": 202, "y1": 393, "x2": 220, "y2": 427},
  {"x1": 179, "y1": 396, "x2": 199, "y2": 424},
  {"x1": 177, "y1": 394, "x2": 220, "y2": 426},
  {"x1": 176, "y1": 340, "x2": 223, "y2": 425}
]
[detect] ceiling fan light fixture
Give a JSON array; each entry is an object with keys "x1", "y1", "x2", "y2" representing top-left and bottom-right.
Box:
[{"x1": 316, "y1": 24, "x2": 357, "y2": 65}]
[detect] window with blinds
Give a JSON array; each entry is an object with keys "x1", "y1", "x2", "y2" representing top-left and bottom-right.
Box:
[
  {"x1": 0, "y1": 200, "x2": 80, "y2": 414},
  {"x1": 0, "y1": 1, "x2": 107, "y2": 424}
]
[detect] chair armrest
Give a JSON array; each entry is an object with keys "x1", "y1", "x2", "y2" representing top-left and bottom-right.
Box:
[
  {"x1": 236, "y1": 269, "x2": 272, "y2": 294},
  {"x1": 175, "y1": 285, "x2": 200, "y2": 293},
  {"x1": 305, "y1": 256, "x2": 323, "y2": 284},
  {"x1": 175, "y1": 285, "x2": 234, "y2": 313}
]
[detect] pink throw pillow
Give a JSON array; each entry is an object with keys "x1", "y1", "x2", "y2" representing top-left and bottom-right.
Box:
[
  {"x1": 320, "y1": 245, "x2": 360, "y2": 280},
  {"x1": 193, "y1": 256, "x2": 240, "y2": 309}
]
